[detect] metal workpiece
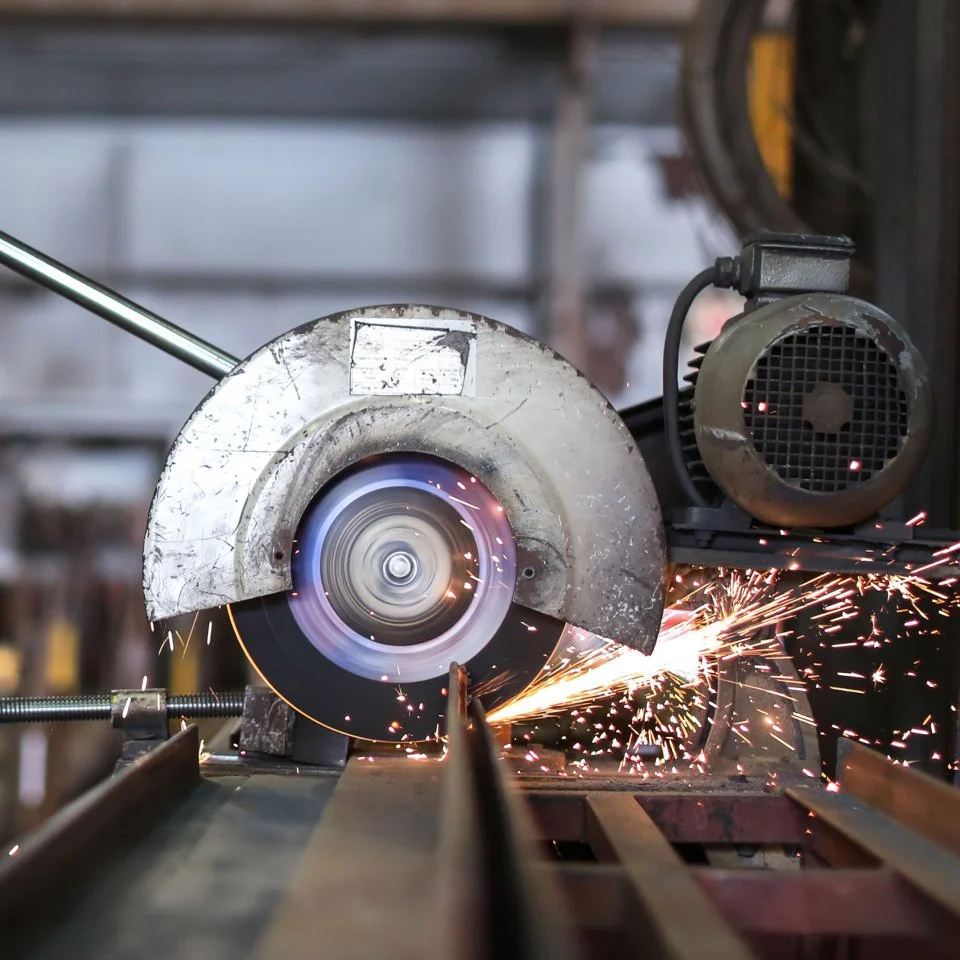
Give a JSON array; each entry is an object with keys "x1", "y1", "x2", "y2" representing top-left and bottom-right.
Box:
[
  {"x1": 254, "y1": 742, "x2": 445, "y2": 960},
  {"x1": 0, "y1": 689, "x2": 245, "y2": 723},
  {"x1": 0, "y1": 228, "x2": 238, "y2": 379},
  {"x1": 439, "y1": 666, "x2": 577, "y2": 960},
  {"x1": 143, "y1": 304, "x2": 666, "y2": 652},
  {"x1": 0, "y1": 725, "x2": 202, "y2": 950},
  {"x1": 694, "y1": 292, "x2": 934, "y2": 527},
  {"x1": 3, "y1": 711, "x2": 960, "y2": 956},
  {"x1": 256, "y1": 667, "x2": 576, "y2": 960}
]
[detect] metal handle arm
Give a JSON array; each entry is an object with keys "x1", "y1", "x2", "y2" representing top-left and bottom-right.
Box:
[{"x1": 0, "y1": 228, "x2": 238, "y2": 379}]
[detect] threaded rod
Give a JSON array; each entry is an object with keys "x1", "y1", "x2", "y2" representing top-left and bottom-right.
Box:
[
  {"x1": 168, "y1": 692, "x2": 246, "y2": 718},
  {"x1": 0, "y1": 692, "x2": 245, "y2": 723}
]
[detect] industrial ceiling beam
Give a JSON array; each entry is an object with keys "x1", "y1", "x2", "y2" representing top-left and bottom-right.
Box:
[{"x1": 0, "y1": 0, "x2": 696, "y2": 26}]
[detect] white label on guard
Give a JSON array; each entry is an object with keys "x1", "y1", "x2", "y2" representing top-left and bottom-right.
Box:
[{"x1": 349, "y1": 318, "x2": 477, "y2": 396}]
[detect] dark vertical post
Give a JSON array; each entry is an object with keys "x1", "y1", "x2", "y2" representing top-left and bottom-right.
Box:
[{"x1": 863, "y1": 0, "x2": 960, "y2": 776}]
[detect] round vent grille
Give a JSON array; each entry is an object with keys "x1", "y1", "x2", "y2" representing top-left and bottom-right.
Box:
[{"x1": 742, "y1": 324, "x2": 907, "y2": 493}]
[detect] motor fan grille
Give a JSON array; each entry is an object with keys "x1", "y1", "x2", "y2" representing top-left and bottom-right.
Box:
[{"x1": 742, "y1": 323, "x2": 908, "y2": 493}]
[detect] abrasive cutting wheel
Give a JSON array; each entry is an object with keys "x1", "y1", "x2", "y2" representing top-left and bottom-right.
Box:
[{"x1": 230, "y1": 454, "x2": 565, "y2": 742}]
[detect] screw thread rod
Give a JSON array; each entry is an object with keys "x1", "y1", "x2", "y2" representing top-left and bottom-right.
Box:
[
  {"x1": 0, "y1": 692, "x2": 245, "y2": 723},
  {"x1": 168, "y1": 692, "x2": 245, "y2": 718}
]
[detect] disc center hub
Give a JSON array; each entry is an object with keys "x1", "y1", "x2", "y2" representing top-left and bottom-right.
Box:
[{"x1": 382, "y1": 549, "x2": 418, "y2": 585}]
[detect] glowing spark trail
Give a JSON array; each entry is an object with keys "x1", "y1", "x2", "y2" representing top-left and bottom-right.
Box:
[
  {"x1": 487, "y1": 567, "x2": 958, "y2": 778},
  {"x1": 488, "y1": 570, "x2": 853, "y2": 726}
]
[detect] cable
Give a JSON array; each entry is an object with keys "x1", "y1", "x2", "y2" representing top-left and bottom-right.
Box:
[{"x1": 662, "y1": 266, "x2": 718, "y2": 509}]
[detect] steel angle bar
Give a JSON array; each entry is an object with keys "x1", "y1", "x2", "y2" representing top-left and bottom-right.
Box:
[
  {"x1": 0, "y1": 724, "x2": 201, "y2": 946},
  {"x1": 438, "y1": 665, "x2": 579, "y2": 960},
  {"x1": 258, "y1": 665, "x2": 577, "y2": 960},
  {"x1": 786, "y1": 782, "x2": 960, "y2": 922},
  {"x1": 691, "y1": 868, "x2": 960, "y2": 940},
  {"x1": 835, "y1": 736, "x2": 960, "y2": 856},
  {"x1": 0, "y1": 228, "x2": 238, "y2": 378},
  {"x1": 584, "y1": 793, "x2": 752, "y2": 960}
]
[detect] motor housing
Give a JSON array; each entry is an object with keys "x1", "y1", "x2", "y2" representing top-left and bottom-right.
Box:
[{"x1": 694, "y1": 292, "x2": 933, "y2": 527}]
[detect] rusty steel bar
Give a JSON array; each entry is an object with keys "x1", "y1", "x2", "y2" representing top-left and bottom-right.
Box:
[
  {"x1": 836, "y1": 736, "x2": 960, "y2": 856},
  {"x1": 551, "y1": 863, "x2": 960, "y2": 944},
  {"x1": 438, "y1": 664, "x2": 578, "y2": 960},
  {"x1": 584, "y1": 793, "x2": 752, "y2": 960},
  {"x1": 691, "y1": 867, "x2": 960, "y2": 940},
  {"x1": 787, "y1": 782, "x2": 960, "y2": 923},
  {"x1": 0, "y1": 725, "x2": 201, "y2": 949},
  {"x1": 258, "y1": 665, "x2": 578, "y2": 960}
]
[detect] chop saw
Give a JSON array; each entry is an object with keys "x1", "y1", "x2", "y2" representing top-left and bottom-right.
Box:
[{"x1": 0, "y1": 227, "x2": 948, "y2": 754}]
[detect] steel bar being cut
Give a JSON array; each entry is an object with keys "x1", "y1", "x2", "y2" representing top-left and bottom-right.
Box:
[{"x1": 257, "y1": 666, "x2": 578, "y2": 960}]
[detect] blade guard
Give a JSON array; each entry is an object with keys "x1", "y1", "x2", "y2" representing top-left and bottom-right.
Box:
[{"x1": 143, "y1": 306, "x2": 666, "y2": 653}]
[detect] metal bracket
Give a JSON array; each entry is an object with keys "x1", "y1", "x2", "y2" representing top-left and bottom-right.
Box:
[
  {"x1": 239, "y1": 686, "x2": 350, "y2": 769},
  {"x1": 666, "y1": 506, "x2": 960, "y2": 578},
  {"x1": 112, "y1": 688, "x2": 169, "y2": 768}
]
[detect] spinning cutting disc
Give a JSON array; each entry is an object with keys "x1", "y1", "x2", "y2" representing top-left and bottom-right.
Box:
[{"x1": 229, "y1": 454, "x2": 564, "y2": 742}]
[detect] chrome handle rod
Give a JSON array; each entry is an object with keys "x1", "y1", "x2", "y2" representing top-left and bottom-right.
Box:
[{"x1": 0, "y1": 228, "x2": 238, "y2": 379}]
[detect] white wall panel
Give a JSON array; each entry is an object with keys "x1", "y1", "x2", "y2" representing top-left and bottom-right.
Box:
[
  {"x1": 0, "y1": 125, "x2": 120, "y2": 269},
  {"x1": 125, "y1": 122, "x2": 536, "y2": 283}
]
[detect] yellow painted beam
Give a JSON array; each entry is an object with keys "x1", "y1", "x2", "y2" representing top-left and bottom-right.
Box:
[
  {"x1": 167, "y1": 617, "x2": 201, "y2": 695},
  {"x1": 749, "y1": 32, "x2": 795, "y2": 200}
]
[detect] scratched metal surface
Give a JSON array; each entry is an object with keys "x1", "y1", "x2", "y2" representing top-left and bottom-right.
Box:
[
  {"x1": 19, "y1": 773, "x2": 338, "y2": 960},
  {"x1": 143, "y1": 305, "x2": 666, "y2": 653}
]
